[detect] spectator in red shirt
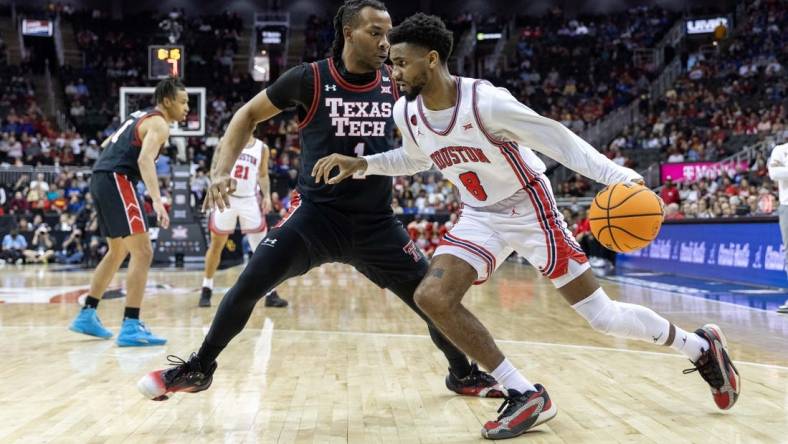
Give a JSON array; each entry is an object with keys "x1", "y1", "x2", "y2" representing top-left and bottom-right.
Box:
[
  {"x1": 8, "y1": 191, "x2": 29, "y2": 214},
  {"x1": 722, "y1": 177, "x2": 739, "y2": 196},
  {"x1": 572, "y1": 209, "x2": 591, "y2": 240},
  {"x1": 660, "y1": 178, "x2": 680, "y2": 205}
]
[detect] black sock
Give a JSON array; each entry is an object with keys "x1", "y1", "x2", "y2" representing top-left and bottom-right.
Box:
[
  {"x1": 449, "y1": 357, "x2": 473, "y2": 379},
  {"x1": 83, "y1": 296, "x2": 100, "y2": 310},
  {"x1": 124, "y1": 307, "x2": 140, "y2": 320},
  {"x1": 197, "y1": 342, "x2": 224, "y2": 370}
]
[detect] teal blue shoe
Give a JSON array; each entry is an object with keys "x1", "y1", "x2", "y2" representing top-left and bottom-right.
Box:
[
  {"x1": 116, "y1": 319, "x2": 167, "y2": 347},
  {"x1": 69, "y1": 308, "x2": 113, "y2": 339}
]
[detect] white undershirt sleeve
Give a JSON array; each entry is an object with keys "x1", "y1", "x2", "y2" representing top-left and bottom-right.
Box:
[
  {"x1": 478, "y1": 83, "x2": 642, "y2": 186},
  {"x1": 362, "y1": 98, "x2": 434, "y2": 176}
]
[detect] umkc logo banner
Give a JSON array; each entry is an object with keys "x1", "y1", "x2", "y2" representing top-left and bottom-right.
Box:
[
  {"x1": 661, "y1": 160, "x2": 749, "y2": 184},
  {"x1": 619, "y1": 220, "x2": 786, "y2": 287}
]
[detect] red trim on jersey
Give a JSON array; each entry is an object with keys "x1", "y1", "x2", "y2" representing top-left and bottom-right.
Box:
[
  {"x1": 113, "y1": 173, "x2": 146, "y2": 235},
  {"x1": 208, "y1": 210, "x2": 235, "y2": 235},
  {"x1": 403, "y1": 100, "x2": 419, "y2": 147},
  {"x1": 131, "y1": 110, "x2": 165, "y2": 147},
  {"x1": 471, "y1": 80, "x2": 507, "y2": 146},
  {"x1": 383, "y1": 64, "x2": 400, "y2": 100},
  {"x1": 511, "y1": 143, "x2": 587, "y2": 258},
  {"x1": 439, "y1": 232, "x2": 496, "y2": 285},
  {"x1": 274, "y1": 191, "x2": 302, "y2": 228},
  {"x1": 298, "y1": 63, "x2": 321, "y2": 130},
  {"x1": 327, "y1": 57, "x2": 382, "y2": 92},
  {"x1": 417, "y1": 77, "x2": 461, "y2": 136},
  {"x1": 502, "y1": 143, "x2": 587, "y2": 278},
  {"x1": 242, "y1": 194, "x2": 268, "y2": 234},
  {"x1": 469, "y1": 79, "x2": 586, "y2": 278}
]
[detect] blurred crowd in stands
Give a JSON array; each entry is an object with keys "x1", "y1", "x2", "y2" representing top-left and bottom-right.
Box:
[{"x1": 1, "y1": 1, "x2": 786, "y2": 266}]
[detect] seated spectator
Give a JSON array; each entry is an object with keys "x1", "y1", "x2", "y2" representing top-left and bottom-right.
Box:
[
  {"x1": 55, "y1": 229, "x2": 86, "y2": 265},
  {"x1": 16, "y1": 217, "x2": 32, "y2": 232},
  {"x1": 56, "y1": 213, "x2": 73, "y2": 231},
  {"x1": 664, "y1": 203, "x2": 684, "y2": 220},
  {"x1": 1, "y1": 227, "x2": 28, "y2": 264},
  {"x1": 391, "y1": 198, "x2": 404, "y2": 215},
  {"x1": 23, "y1": 225, "x2": 55, "y2": 264},
  {"x1": 696, "y1": 199, "x2": 714, "y2": 218}
]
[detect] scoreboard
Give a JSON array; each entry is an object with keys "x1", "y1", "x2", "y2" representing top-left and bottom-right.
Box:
[{"x1": 148, "y1": 45, "x2": 184, "y2": 80}]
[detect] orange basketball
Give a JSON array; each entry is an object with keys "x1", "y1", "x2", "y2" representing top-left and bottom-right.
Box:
[{"x1": 588, "y1": 183, "x2": 664, "y2": 253}]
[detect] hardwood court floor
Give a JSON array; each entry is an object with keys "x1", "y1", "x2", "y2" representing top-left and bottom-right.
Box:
[{"x1": 0, "y1": 261, "x2": 786, "y2": 443}]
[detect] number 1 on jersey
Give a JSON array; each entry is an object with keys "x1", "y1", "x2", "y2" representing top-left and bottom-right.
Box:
[
  {"x1": 110, "y1": 119, "x2": 135, "y2": 144},
  {"x1": 459, "y1": 171, "x2": 488, "y2": 201},
  {"x1": 352, "y1": 142, "x2": 365, "y2": 179}
]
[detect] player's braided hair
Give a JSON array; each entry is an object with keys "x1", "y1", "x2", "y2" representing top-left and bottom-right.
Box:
[
  {"x1": 331, "y1": 0, "x2": 387, "y2": 61},
  {"x1": 389, "y1": 13, "x2": 453, "y2": 62},
  {"x1": 154, "y1": 76, "x2": 186, "y2": 104}
]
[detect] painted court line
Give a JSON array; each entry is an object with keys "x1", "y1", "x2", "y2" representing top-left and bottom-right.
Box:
[{"x1": 6, "y1": 323, "x2": 782, "y2": 372}]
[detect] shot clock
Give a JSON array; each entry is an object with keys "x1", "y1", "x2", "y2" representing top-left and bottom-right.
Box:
[{"x1": 148, "y1": 45, "x2": 184, "y2": 80}]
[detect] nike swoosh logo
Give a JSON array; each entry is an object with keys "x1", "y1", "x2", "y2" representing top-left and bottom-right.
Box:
[{"x1": 652, "y1": 332, "x2": 663, "y2": 343}]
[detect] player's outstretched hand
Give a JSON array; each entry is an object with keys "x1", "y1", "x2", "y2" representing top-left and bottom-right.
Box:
[
  {"x1": 311, "y1": 154, "x2": 367, "y2": 185},
  {"x1": 203, "y1": 173, "x2": 237, "y2": 212}
]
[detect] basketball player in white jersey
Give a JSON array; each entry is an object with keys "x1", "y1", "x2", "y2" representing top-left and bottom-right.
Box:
[
  {"x1": 767, "y1": 142, "x2": 788, "y2": 314},
  {"x1": 313, "y1": 13, "x2": 740, "y2": 440},
  {"x1": 200, "y1": 133, "x2": 287, "y2": 308}
]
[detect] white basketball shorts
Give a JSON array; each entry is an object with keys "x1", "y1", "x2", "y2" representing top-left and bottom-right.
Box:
[
  {"x1": 434, "y1": 180, "x2": 589, "y2": 288},
  {"x1": 208, "y1": 195, "x2": 267, "y2": 235}
]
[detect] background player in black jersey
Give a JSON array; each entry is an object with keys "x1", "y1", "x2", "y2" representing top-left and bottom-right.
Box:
[
  {"x1": 69, "y1": 77, "x2": 188, "y2": 347},
  {"x1": 138, "y1": 0, "x2": 504, "y2": 401}
]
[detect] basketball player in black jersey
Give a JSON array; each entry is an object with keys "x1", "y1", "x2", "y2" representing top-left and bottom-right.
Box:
[
  {"x1": 69, "y1": 77, "x2": 188, "y2": 346},
  {"x1": 138, "y1": 0, "x2": 503, "y2": 401}
]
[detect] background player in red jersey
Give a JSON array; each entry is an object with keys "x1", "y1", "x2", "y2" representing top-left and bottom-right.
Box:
[{"x1": 69, "y1": 77, "x2": 188, "y2": 347}]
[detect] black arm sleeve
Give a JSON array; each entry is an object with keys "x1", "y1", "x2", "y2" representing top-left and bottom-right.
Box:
[{"x1": 265, "y1": 63, "x2": 314, "y2": 111}]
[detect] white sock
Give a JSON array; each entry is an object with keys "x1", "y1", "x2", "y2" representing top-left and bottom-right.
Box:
[
  {"x1": 670, "y1": 327, "x2": 709, "y2": 362},
  {"x1": 202, "y1": 277, "x2": 214, "y2": 289},
  {"x1": 490, "y1": 358, "x2": 536, "y2": 394},
  {"x1": 265, "y1": 289, "x2": 274, "y2": 297}
]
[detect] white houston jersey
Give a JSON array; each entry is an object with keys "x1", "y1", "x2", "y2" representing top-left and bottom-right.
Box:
[
  {"x1": 232, "y1": 139, "x2": 264, "y2": 197},
  {"x1": 401, "y1": 77, "x2": 547, "y2": 206},
  {"x1": 364, "y1": 77, "x2": 642, "y2": 207}
]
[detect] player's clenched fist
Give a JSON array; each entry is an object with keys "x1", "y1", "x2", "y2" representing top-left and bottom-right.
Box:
[{"x1": 203, "y1": 173, "x2": 237, "y2": 212}]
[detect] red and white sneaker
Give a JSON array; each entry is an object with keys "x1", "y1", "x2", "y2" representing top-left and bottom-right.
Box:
[
  {"x1": 683, "y1": 324, "x2": 740, "y2": 410},
  {"x1": 137, "y1": 353, "x2": 217, "y2": 401},
  {"x1": 445, "y1": 363, "x2": 505, "y2": 398},
  {"x1": 481, "y1": 384, "x2": 557, "y2": 440}
]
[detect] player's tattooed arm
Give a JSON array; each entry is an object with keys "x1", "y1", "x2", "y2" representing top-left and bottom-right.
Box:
[{"x1": 429, "y1": 268, "x2": 445, "y2": 279}]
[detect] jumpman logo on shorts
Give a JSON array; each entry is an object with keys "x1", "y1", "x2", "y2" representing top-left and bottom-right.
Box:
[{"x1": 510, "y1": 207, "x2": 520, "y2": 216}]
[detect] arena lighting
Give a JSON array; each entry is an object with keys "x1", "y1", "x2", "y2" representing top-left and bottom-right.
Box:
[{"x1": 476, "y1": 32, "x2": 502, "y2": 41}]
